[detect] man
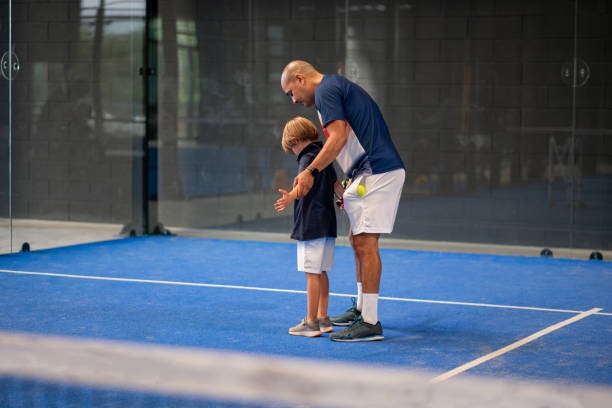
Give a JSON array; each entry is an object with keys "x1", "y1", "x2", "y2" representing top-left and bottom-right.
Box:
[{"x1": 280, "y1": 60, "x2": 405, "y2": 342}]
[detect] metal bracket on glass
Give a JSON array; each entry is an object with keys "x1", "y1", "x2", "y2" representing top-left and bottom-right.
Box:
[
  {"x1": 1, "y1": 51, "x2": 20, "y2": 80},
  {"x1": 561, "y1": 58, "x2": 590, "y2": 88}
]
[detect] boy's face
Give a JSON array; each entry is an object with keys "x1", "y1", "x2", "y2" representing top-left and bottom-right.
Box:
[{"x1": 291, "y1": 140, "x2": 310, "y2": 156}]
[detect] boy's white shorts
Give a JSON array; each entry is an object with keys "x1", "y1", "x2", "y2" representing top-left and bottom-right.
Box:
[
  {"x1": 343, "y1": 168, "x2": 405, "y2": 235},
  {"x1": 297, "y1": 237, "x2": 335, "y2": 274}
]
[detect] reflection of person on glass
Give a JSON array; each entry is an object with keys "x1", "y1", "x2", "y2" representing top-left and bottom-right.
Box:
[{"x1": 281, "y1": 60, "x2": 405, "y2": 342}]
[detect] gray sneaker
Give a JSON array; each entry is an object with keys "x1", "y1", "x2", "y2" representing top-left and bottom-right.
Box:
[
  {"x1": 288, "y1": 318, "x2": 321, "y2": 337},
  {"x1": 329, "y1": 317, "x2": 384, "y2": 342},
  {"x1": 330, "y1": 297, "x2": 361, "y2": 326},
  {"x1": 318, "y1": 316, "x2": 333, "y2": 333}
]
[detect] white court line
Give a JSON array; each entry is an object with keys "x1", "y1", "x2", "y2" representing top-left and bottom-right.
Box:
[
  {"x1": 1, "y1": 268, "x2": 610, "y2": 316},
  {"x1": 377, "y1": 295, "x2": 600, "y2": 315},
  {"x1": 0, "y1": 269, "x2": 307, "y2": 295},
  {"x1": 430, "y1": 307, "x2": 603, "y2": 383}
]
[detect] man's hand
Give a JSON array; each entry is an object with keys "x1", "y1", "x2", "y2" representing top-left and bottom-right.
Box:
[{"x1": 292, "y1": 169, "x2": 315, "y2": 198}]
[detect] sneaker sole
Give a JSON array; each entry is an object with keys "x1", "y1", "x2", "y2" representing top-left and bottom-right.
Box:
[
  {"x1": 320, "y1": 327, "x2": 334, "y2": 333},
  {"x1": 330, "y1": 334, "x2": 384, "y2": 342},
  {"x1": 289, "y1": 331, "x2": 322, "y2": 337}
]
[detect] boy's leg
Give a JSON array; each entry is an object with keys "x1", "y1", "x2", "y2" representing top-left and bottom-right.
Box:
[
  {"x1": 306, "y1": 272, "x2": 321, "y2": 323},
  {"x1": 316, "y1": 237, "x2": 334, "y2": 319},
  {"x1": 317, "y1": 271, "x2": 329, "y2": 319},
  {"x1": 317, "y1": 271, "x2": 334, "y2": 333},
  {"x1": 288, "y1": 272, "x2": 321, "y2": 337},
  {"x1": 317, "y1": 237, "x2": 335, "y2": 333}
]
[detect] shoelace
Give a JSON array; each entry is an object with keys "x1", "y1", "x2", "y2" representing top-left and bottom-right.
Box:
[{"x1": 345, "y1": 315, "x2": 363, "y2": 330}]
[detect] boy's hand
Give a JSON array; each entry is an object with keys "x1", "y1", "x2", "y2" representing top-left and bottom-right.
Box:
[
  {"x1": 334, "y1": 179, "x2": 349, "y2": 198},
  {"x1": 274, "y1": 188, "x2": 294, "y2": 212},
  {"x1": 334, "y1": 179, "x2": 350, "y2": 210}
]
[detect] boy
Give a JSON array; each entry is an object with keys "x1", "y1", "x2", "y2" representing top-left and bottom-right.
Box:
[{"x1": 274, "y1": 116, "x2": 340, "y2": 337}]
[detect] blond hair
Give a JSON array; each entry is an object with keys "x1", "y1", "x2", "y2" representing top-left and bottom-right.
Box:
[{"x1": 281, "y1": 116, "x2": 319, "y2": 153}]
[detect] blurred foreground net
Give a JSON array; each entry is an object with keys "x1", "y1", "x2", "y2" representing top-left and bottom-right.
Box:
[{"x1": 1, "y1": 330, "x2": 610, "y2": 407}]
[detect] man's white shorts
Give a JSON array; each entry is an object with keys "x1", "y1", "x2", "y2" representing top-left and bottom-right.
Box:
[
  {"x1": 343, "y1": 168, "x2": 405, "y2": 235},
  {"x1": 297, "y1": 237, "x2": 335, "y2": 274}
]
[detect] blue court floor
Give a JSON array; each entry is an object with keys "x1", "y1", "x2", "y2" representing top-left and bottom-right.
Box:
[{"x1": 0, "y1": 236, "x2": 610, "y2": 387}]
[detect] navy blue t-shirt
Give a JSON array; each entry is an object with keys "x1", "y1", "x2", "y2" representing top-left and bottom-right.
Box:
[
  {"x1": 291, "y1": 141, "x2": 337, "y2": 241},
  {"x1": 315, "y1": 74, "x2": 404, "y2": 178}
]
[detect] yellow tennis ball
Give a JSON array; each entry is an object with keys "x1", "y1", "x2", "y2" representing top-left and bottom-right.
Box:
[{"x1": 356, "y1": 184, "x2": 366, "y2": 197}]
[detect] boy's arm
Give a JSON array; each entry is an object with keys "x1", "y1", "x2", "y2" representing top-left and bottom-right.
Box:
[{"x1": 274, "y1": 188, "x2": 298, "y2": 212}]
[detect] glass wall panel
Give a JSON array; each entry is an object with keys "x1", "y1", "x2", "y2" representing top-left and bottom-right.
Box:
[
  {"x1": 154, "y1": 0, "x2": 611, "y2": 254},
  {"x1": 1, "y1": 0, "x2": 146, "y2": 254},
  {"x1": 6, "y1": 1, "x2": 607, "y2": 255}
]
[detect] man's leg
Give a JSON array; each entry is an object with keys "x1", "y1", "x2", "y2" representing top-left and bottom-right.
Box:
[
  {"x1": 351, "y1": 232, "x2": 381, "y2": 325},
  {"x1": 350, "y1": 231, "x2": 363, "y2": 311},
  {"x1": 330, "y1": 232, "x2": 384, "y2": 342},
  {"x1": 330, "y1": 230, "x2": 362, "y2": 326}
]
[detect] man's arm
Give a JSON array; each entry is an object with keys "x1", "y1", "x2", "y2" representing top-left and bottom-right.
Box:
[{"x1": 293, "y1": 120, "x2": 348, "y2": 198}]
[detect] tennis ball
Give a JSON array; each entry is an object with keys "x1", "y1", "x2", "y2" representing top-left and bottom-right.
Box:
[{"x1": 356, "y1": 184, "x2": 366, "y2": 197}]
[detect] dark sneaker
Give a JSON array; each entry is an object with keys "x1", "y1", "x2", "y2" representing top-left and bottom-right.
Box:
[
  {"x1": 288, "y1": 318, "x2": 321, "y2": 337},
  {"x1": 329, "y1": 317, "x2": 384, "y2": 342},
  {"x1": 330, "y1": 297, "x2": 361, "y2": 326},
  {"x1": 318, "y1": 316, "x2": 333, "y2": 333}
]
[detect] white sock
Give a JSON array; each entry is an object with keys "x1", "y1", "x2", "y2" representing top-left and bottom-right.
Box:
[
  {"x1": 361, "y1": 293, "x2": 379, "y2": 325},
  {"x1": 356, "y1": 283, "x2": 363, "y2": 311}
]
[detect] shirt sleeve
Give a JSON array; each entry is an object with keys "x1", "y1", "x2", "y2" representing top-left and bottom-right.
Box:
[{"x1": 315, "y1": 77, "x2": 347, "y2": 127}]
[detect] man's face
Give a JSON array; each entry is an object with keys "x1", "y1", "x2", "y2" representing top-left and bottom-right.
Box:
[{"x1": 281, "y1": 74, "x2": 314, "y2": 107}]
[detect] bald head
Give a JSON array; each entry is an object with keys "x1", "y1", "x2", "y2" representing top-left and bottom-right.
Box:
[
  {"x1": 280, "y1": 60, "x2": 324, "y2": 107},
  {"x1": 281, "y1": 61, "x2": 318, "y2": 84}
]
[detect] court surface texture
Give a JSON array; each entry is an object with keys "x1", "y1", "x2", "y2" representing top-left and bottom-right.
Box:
[{"x1": 0, "y1": 236, "x2": 610, "y2": 406}]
